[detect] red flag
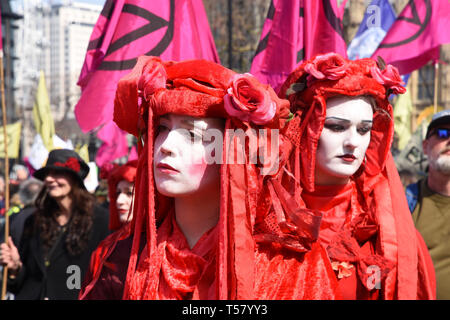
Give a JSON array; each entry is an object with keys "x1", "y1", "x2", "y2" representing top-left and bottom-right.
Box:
[
  {"x1": 371, "y1": 0, "x2": 450, "y2": 75},
  {"x1": 250, "y1": 0, "x2": 347, "y2": 92},
  {"x1": 75, "y1": 0, "x2": 220, "y2": 132}
]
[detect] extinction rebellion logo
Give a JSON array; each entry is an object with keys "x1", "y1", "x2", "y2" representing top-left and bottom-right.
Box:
[
  {"x1": 378, "y1": 0, "x2": 432, "y2": 48},
  {"x1": 89, "y1": 0, "x2": 175, "y2": 71}
]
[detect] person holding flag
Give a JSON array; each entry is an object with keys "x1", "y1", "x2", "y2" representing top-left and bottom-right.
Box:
[{"x1": 0, "y1": 149, "x2": 110, "y2": 300}]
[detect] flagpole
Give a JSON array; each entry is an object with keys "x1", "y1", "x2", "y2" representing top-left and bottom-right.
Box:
[
  {"x1": 410, "y1": 74, "x2": 416, "y2": 133},
  {"x1": 0, "y1": 50, "x2": 11, "y2": 300},
  {"x1": 434, "y1": 62, "x2": 439, "y2": 114},
  {"x1": 227, "y1": 0, "x2": 233, "y2": 69}
]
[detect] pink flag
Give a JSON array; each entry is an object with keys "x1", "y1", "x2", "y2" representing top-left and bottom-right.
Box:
[
  {"x1": 250, "y1": 0, "x2": 347, "y2": 92},
  {"x1": 75, "y1": 0, "x2": 220, "y2": 132},
  {"x1": 128, "y1": 145, "x2": 138, "y2": 161},
  {"x1": 334, "y1": 0, "x2": 348, "y2": 20},
  {"x1": 95, "y1": 121, "x2": 129, "y2": 167},
  {"x1": 371, "y1": 0, "x2": 450, "y2": 75}
]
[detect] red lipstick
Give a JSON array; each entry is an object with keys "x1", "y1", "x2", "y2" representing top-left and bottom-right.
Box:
[
  {"x1": 339, "y1": 154, "x2": 356, "y2": 163},
  {"x1": 156, "y1": 162, "x2": 179, "y2": 174}
]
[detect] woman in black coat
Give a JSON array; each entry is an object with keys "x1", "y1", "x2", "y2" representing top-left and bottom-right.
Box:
[{"x1": 0, "y1": 149, "x2": 110, "y2": 300}]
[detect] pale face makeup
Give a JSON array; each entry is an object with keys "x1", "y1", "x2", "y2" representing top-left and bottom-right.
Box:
[
  {"x1": 43, "y1": 170, "x2": 73, "y2": 200},
  {"x1": 315, "y1": 96, "x2": 374, "y2": 185},
  {"x1": 153, "y1": 114, "x2": 224, "y2": 197},
  {"x1": 116, "y1": 180, "x2": 134, "y2": 224}
]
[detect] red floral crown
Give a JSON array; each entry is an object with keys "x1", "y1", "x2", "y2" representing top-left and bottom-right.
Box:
[
  {"x1": 114, "y1": 56, "x2": 291, "y2": 138},
  {"x1": 282, "y1": 53, "x2": 406, "y2": 102},
  {"x1": 278, "y1": 53, "x2": 406, "y2": 192}
]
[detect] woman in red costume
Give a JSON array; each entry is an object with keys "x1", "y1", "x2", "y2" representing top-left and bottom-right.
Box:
[
  {"x1": 277, "y1": 53, "x2": 436, "y2": 299},
  {"x1": 79, "y1": 56, "x2": 341, "y2": 300},
  {"x1": 106, "y1": 160, "x2": 138, "y2": 231}
]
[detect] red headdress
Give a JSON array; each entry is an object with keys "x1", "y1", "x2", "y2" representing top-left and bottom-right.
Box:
[
  {"x1": 80, "y1": 56, "x2": 341, "y2": 300},
  {"x1": 277, "y1": 53, "x2": 435, "y2": 299},
  {"x1": 106, "y1": 160, "x2": 138, "y2": 231}
]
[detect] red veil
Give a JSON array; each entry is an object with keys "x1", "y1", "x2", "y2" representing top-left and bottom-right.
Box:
[
  {"x1": 79, "y1": 57, "x2": 340, "y2": 299},
  {"x1": 106, "y1": 160, "x2": 138, "y2": 231},
  {"x1": 277, "y1": 53, "x2": 436, "y2": 299}
]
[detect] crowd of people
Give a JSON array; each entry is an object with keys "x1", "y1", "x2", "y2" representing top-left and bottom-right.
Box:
[
  {"x1": 0, "y1": 150, "x2": 136, "y2": 299},
  {"x1": 0, "y1": 53, "x2": 448, "y2": 300}
]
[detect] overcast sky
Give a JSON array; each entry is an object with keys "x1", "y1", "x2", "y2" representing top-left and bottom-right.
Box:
[{"x1": 76, "y1": 0, "x2": 105, "y2": 5}]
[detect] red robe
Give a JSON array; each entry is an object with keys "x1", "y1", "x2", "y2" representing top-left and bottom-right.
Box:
[{"x1": 80, "y1": 210, "x2": 341, "y2": 300}]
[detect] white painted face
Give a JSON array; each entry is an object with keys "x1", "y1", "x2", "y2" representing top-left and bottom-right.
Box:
[
  {"x1": 315, "y1": 96, "x2": 374, "y2": 185},
  {"x1": 153, "y1": 114, "x2": 224, "y2": 197},
  {"x1": 44, "y1": 170, "x2": 73, "y2": 199},
  {"x1": 116, "y1": 180, "x2": 134, "y2": 224}
]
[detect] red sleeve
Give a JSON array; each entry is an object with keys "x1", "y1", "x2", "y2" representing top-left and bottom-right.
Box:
[
  {"x1": 79, "y1": 227, "x2": 132, "y2": 300},
  {"x1": 81, "y1": 261, "x2": 126, "y2": 300}
]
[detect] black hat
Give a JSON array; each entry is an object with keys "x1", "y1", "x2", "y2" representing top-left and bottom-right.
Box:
[
  {"x1": 33, "y1": 149, "x2": 90, "y2": 187},
  {"x1": 426, "y1": 110, "x2": 450, "y2": 138}
]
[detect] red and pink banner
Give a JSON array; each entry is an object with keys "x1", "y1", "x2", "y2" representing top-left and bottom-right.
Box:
[
  {"x1": 75, "y1": 0, "x2": 220, "y2": 165},
  {"x1": 371, "y1": 0, "x2": 450, "y2": 75},
  {"x1": 250, "y1": 0, "x2": 347, "y2": 92}
]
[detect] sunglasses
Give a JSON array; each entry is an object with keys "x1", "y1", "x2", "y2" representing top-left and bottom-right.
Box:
[{"x1": 431, "y1": 128, "x2": 450, "y2": 139}]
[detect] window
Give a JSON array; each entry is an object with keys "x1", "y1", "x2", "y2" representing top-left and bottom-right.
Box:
[{"x1": 417, "y1": 64, "x2": 436, "y2": 103}]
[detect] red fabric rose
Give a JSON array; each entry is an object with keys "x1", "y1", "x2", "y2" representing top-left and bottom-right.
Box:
[
  {"x1": 370, "y1": 64, "x2": 406, "y2": 94},
  {"x1": 138, "y1": 60, "x2": 167, "y2": 99},
  {"x1": 331, "y1": 261, "x2": 354, "y2": 279},
  {"x1": 304, "y1": 53, "x2": 348, "y2": 84},
  {"x1": 224, "y1": 73, "x2": 276, "y2": 125},
  {"x1": 55, "y1": 157, "x2": 81, "y2": 173}
]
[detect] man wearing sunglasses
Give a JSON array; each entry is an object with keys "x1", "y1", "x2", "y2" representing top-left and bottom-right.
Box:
[{"x1": 407, "y1": 109, "x2": 450, "y2": 299}]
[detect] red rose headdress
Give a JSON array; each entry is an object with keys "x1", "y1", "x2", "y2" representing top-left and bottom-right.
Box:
[
  {"x1": 78, "y1": 56, "x2": 322, "y2": 301},
  {"x1": 279, "y1": 53, "x2": 406, "y2": 193},
  {"x1": 277, "y1": 54, "x2": 435, "y2": 299}
]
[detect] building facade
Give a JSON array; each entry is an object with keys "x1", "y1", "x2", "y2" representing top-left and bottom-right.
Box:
[
  {"x1": 11, "y1": 0, "x2": 101, "y2": 156},
  {"x1": 0, "y1": 0, "x2": 22, "y2": 124},
  {"x1": 46, "y1": 1, "x2": 101, "y2": 122}
]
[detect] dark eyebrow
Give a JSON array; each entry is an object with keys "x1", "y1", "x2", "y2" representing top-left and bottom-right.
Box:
[
  {"x1": 325, "y1": 117, "x2": 373, "y2": 124},
  {"x1": 180, "y1": 119, "x2": 195, "y2": 129},
  {"x1": 325, "y1": 117, "x2": 350, "y2": 123}
]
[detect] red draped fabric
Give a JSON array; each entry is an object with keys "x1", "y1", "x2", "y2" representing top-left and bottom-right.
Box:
[
  {"x1": 278, "y1": 53, "x2": 436, "y2": 300},
  {"x1": 79, "y1": 56, "x2": 341, "y2": 300},
  {"x1": 107, "y1": 160, "x2": 138, "y2": 230}
]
